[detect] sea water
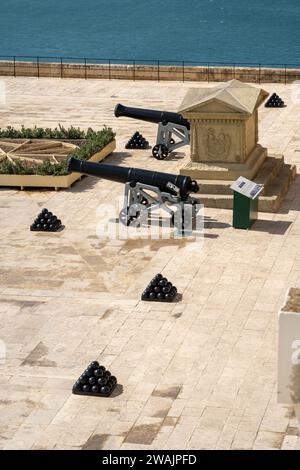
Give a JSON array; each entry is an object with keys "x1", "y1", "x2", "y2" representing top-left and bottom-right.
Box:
[{"x1": 0, "y1": 0, "x2": 299, "y2": 65}]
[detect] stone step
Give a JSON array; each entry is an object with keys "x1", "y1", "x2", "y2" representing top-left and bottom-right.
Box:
[
  {"x1": 197, "y1": 163, "x2": 296, "y2": 213},
  {"x1": 180, "y1": 145, "x2": 267, "y2": 181},
  {"x1": 246, "y1": 144, "x2": 268, "y2": 180},
  {"x1": 259, "y1": 163, "x2": 296, "y2": 212},
  {"x1": 197, "y1": 180, "x2": 233, "y2": 195},
  {"x1": 254, "y1": 154, "x2": 284, "y2": 190},
  {"x1": 263, "y1": 163, "x2": 296, "y2": 197},
  {"x1": 197, "y1": 155, "x2": 284, "y2": 196},
  {"x1": 198, "y1": 193, "x2": 233, "y2": 210}
]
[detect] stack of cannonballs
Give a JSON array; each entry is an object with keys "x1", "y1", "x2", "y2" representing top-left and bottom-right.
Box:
[
  {"x1": 125, "y1": 131, "x2": 149, "y2": 150},
  {"x1": 265, "y1": 93, "x2": 285, "y2": 108},
  {"x1": 72, "y1": 361, "x2": 117, "y2": 397},
  {"x1": 142, "y1": 273, "x2": 177, "y2": 302},
  {"x1": 30, "y1": 208, "x2": 62, "y2": 232}
]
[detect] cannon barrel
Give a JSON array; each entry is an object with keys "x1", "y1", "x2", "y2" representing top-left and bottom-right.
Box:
[
  {"x1": 114, "y1": 103, "x2": 190, "y2": 130},
  {"x1": 68, "y1": 157, "x2": 198, "y2": 197}
]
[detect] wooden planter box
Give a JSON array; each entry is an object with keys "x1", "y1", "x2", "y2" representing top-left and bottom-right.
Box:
[{"x1": 0, "y1": 139, "x2": 116, "y2": 190}]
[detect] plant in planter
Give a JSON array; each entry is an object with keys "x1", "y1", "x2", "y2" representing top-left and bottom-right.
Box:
[
  {"x1": 71, "y1": 127, "x2": 115, "y2": 161},
  {"x1": 0, "y1": 126, "x2": 115, "y2": 176},
  {"x1": 0, "y1": 124, "x2": 91, "y2": 140}
]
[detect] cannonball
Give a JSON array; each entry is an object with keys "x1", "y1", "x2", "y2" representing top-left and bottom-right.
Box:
[
  {"x1": 110, "y1": 376, "x2": 117, "y2": 386},
  {"x1": 85, "y1": 368, "x2": 94, "y2": 377},
  {"x1": 97, "y1": 377, "x2": 108, "y2": 386},
  {"x1": 79, "y1": 375, "x2": 87, "y2": 384},
  {"x1": 162, "y1": 282, "x2": 172, "y2": 294},
  {"x1": 90, "y1": 361, "x2": 99, "y2": 369},
  {"x1": 170, "y1": 287, "x2": 177, "y2": 297},
  {"x1": 94, "y1": 368, "x2": 104, "y2": 378},
  {"x1": 73, "y1": 380, "x2": 81, "y2": 390}
]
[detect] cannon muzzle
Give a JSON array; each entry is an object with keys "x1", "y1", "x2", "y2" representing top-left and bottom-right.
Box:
[
  {"x1": 68, "y1": 157, "x2": 198, "y2": 197},
  {"x1": 114, "y1": 103, "x2": 190, "y2": 130}
]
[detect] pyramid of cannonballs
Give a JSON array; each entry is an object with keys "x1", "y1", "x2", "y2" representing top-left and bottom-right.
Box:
[
  {"x1": 30, "y1": 208, "x2": 62, "y2": 232},
  {"x1": 125, "y1": 131, "x2": 149, "y2": 150},
  {"x1": 265, "y1": 93, "x2": 285, "y2": 108},
  {"x1": 72, "y1": 361, "x2": 117, "y2": 397},
  {"x1": 142, "y1": 273, "x2": 177, "y2": 302}
]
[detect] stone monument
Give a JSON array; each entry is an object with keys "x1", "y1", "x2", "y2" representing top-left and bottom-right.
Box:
[{"x1": 179, "y1": 79, "x2": 296, "y2": 212}]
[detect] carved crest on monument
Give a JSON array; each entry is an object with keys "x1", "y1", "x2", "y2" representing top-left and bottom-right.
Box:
[{"x1": 204, "y1": 128, "x2": 231, "y2": 161}]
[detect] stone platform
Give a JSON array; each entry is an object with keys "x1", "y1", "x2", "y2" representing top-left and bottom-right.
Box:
[
  {"x1": 181, "y1": 144, "x2": 268, "y2": 182},
  {"x1": 1, "y1": 77, "x2": 300, "y2": 450},
  {"x1": 182, "y1": 155, "x2": 296, "y2": 212}
]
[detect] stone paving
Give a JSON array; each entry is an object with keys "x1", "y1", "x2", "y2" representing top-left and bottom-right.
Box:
[{"x1": 0, "y1": 77, "x2": 300, "y2": 450}]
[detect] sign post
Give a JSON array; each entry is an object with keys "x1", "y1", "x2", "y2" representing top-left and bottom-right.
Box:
[{"x1": 230, "y1": 177, "x2": 263, "y2": 229}]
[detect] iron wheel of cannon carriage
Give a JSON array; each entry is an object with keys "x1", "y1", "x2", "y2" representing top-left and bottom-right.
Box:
[
  {"x1": 119, "y1": 205, "x2": 146, "y2": 227},
  {"x1": 152, "y1": 144, "x2": 169, "y2": 160}
]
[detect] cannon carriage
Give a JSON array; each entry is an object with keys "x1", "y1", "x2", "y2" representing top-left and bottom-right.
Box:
[
  {"x1": 114, "y1": 103, "x2": 190, "y2": 160},
  {"x1": 68, "y1": 157, "x2": 199, "y2": 230}
]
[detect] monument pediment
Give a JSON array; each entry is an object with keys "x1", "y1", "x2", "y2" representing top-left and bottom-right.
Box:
[
  {"x1": 178, "y1": 79, "x2": 269, "y2": 116},
  {"x1": 181, "y1": 98, "x2": 246, "y2": 115}
]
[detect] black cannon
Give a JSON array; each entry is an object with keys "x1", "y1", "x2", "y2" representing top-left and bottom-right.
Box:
[
  {"x1": 114, "y1": 103, "x2": 190, "y2": 160},
  {"x1": 68, "y1": 157, "x2": 199, "y2": 229}
]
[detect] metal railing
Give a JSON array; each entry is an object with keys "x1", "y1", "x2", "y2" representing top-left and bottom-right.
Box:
[{"x1": 0, "y1": 55, "x2": 300, "y2": 84}]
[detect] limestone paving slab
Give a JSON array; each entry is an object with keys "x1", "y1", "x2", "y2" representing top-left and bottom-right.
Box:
[{"x1": 0, "y1": 77, "x2": 300, "y2": 449}]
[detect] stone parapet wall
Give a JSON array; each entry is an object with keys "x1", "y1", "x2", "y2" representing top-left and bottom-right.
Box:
[{"x1": 0, "y1": 60, "x2": 300, "y2": 83}]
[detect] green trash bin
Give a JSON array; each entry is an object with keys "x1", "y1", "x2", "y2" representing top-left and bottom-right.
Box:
[{"x1": 230, "y1": 177, "x2": 263, "y2": 230}]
